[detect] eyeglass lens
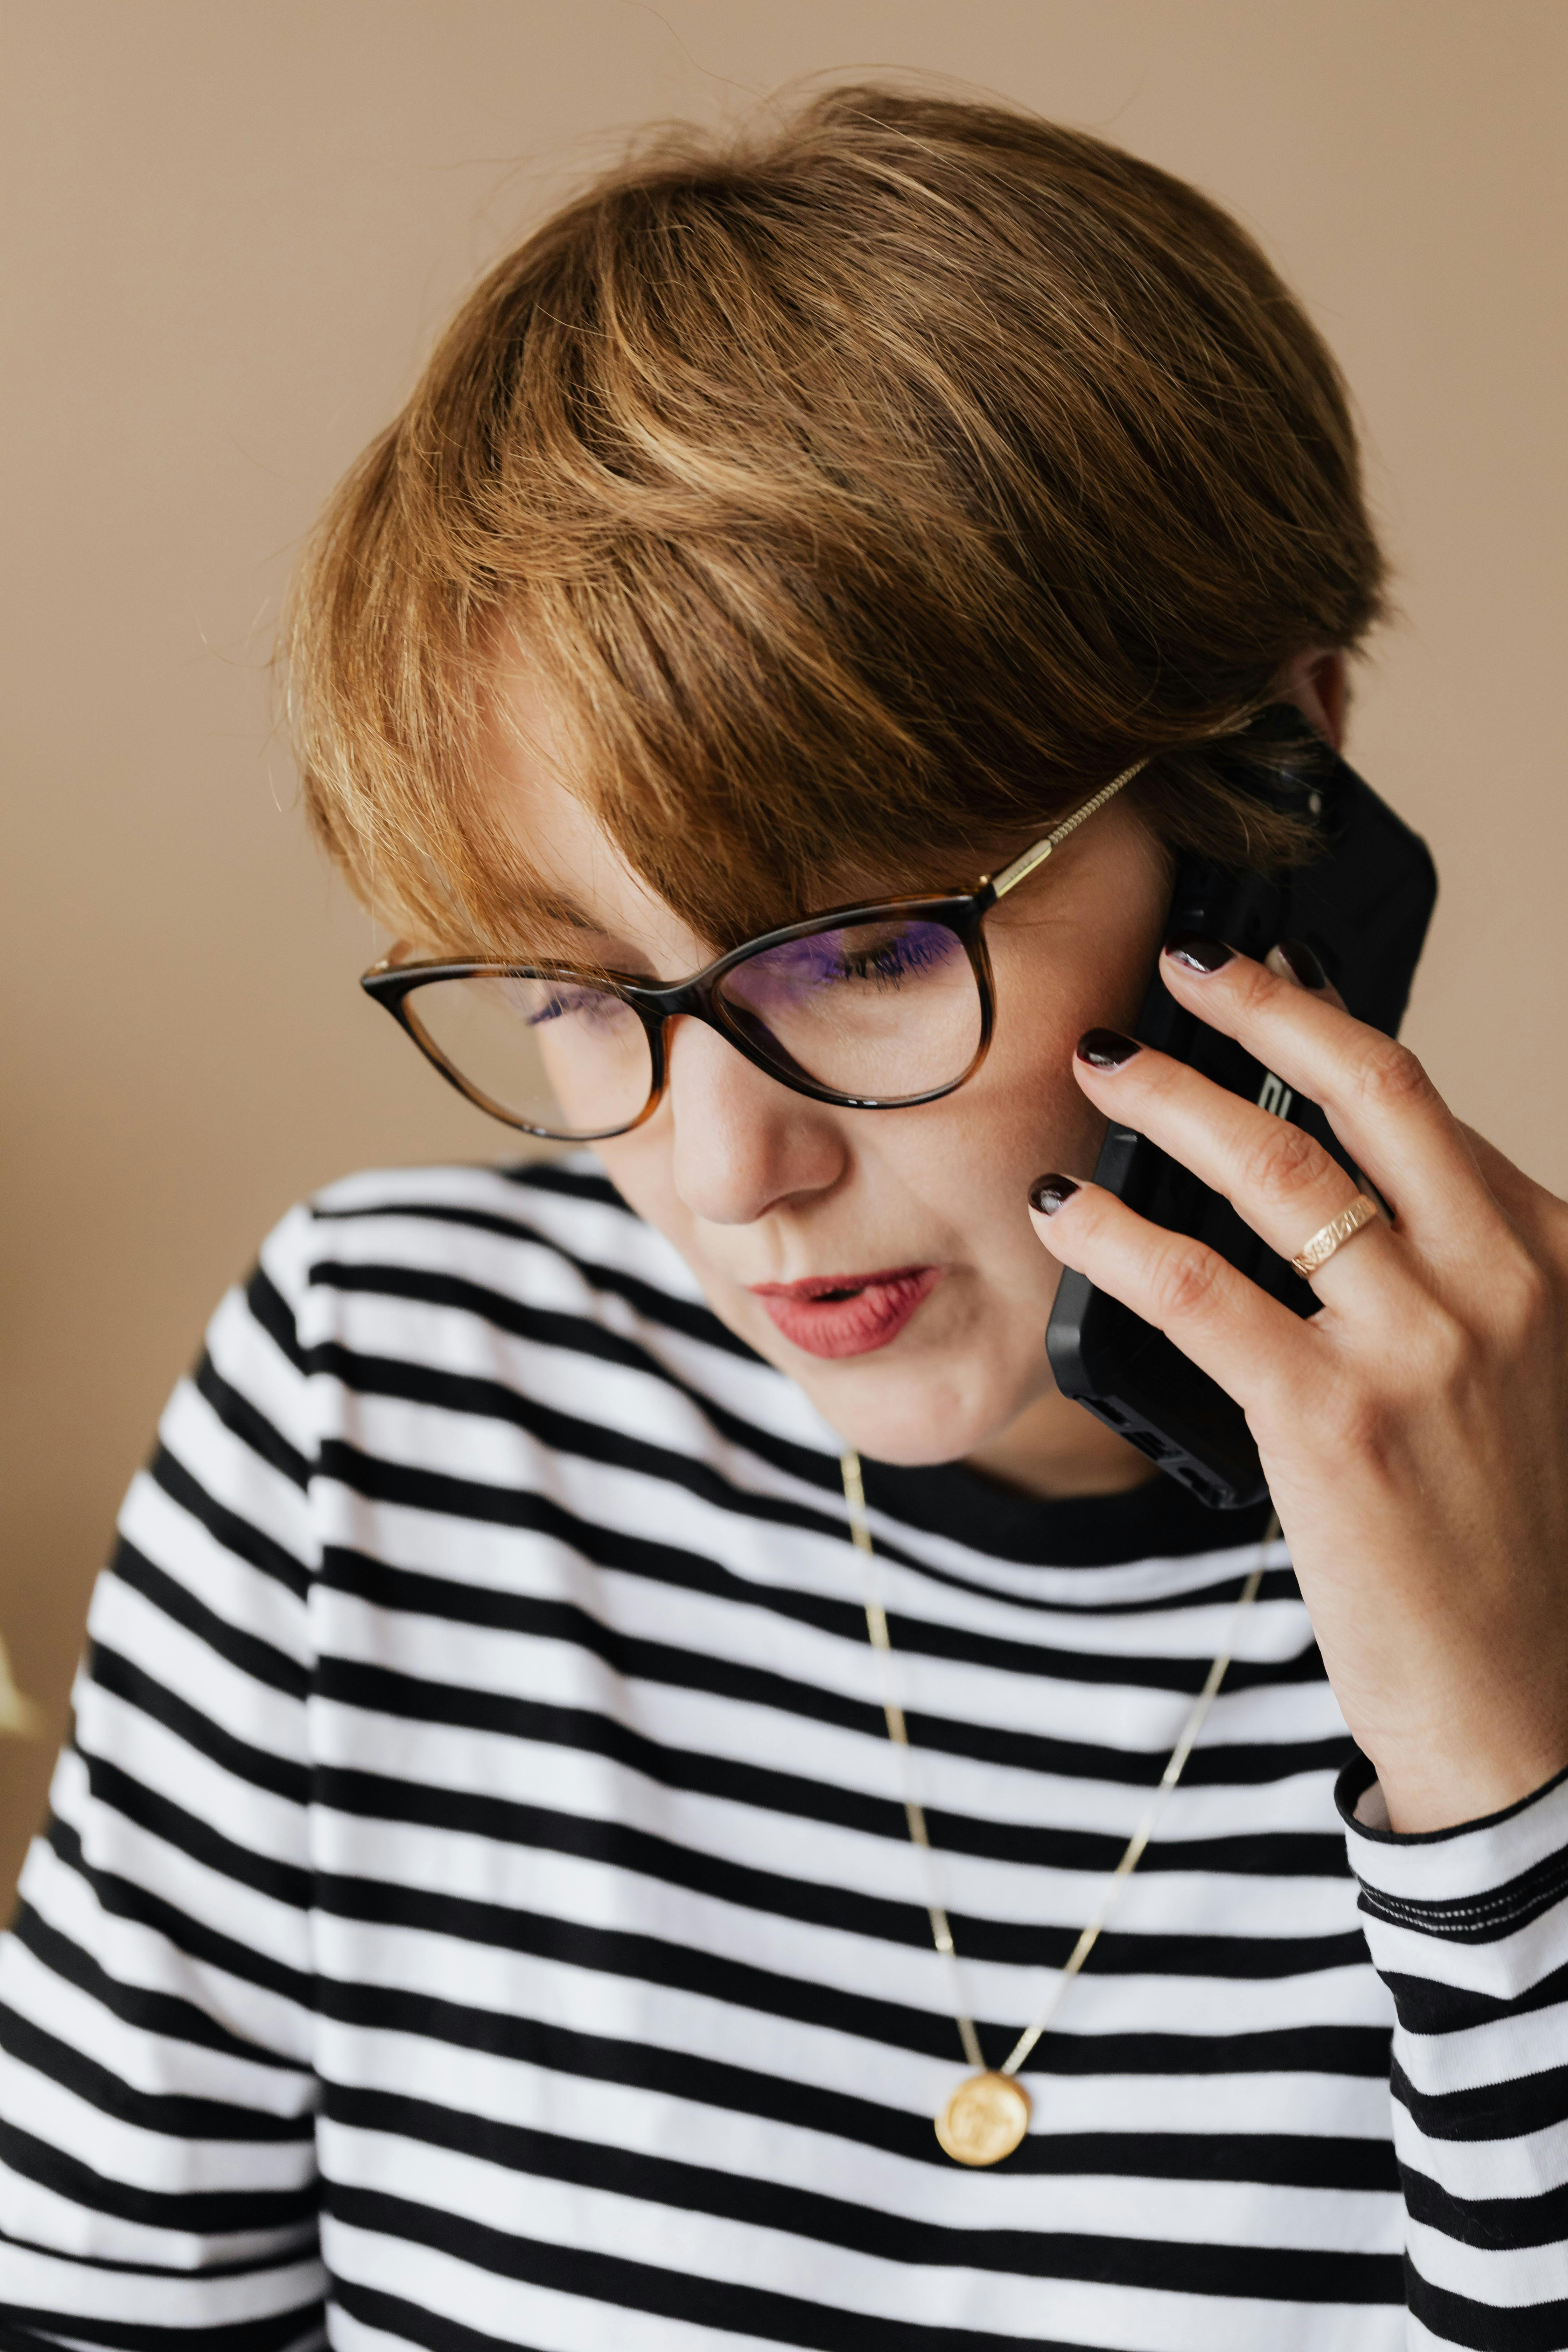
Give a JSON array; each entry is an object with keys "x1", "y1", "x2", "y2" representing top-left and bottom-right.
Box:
[
  {"x1": 405, "y1": 975, "x2": 652, "y2": 1139},
  {"x1": 404, "y1": 916, "x2": 981, "y2": 1138},
  {"x1": 714, "y1": 918, "x2": 980, "y2": 1100}
]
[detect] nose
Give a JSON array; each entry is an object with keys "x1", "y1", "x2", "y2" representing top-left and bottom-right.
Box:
[{"x1": 664, "y1": 1015, "x2": 848, "y2": 1226}]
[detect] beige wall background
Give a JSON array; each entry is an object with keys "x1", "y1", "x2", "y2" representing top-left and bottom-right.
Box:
[{"x1": 3, "y1": 0, "x2": 1565, "y2": 1908}]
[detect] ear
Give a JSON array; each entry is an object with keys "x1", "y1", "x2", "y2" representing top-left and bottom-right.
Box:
[{"x1": 1277, "y1": 647, "x2": 1348, "y2": 752}]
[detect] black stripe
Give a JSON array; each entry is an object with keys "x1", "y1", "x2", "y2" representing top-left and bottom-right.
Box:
[
  {"x1": 147, "y1": 1447, "x2": 311, "y2": 1608},
  {"x1": 78, "y1": 1756, "x2": 312, "y2": 1917},
  {"x1": 315, "y1": 1654, "x2": 1348, "y2": 1878},
  {"x1": 313, "y1": 1189, "x2": 758, "y2": 1357},
  {"x1": 45, "y1": 1818, "x2": 312, "y2": 2013},
  {"x1": 319, "y1": 1536, "x2": 1340, "y2": 1791},
  {"x1": 194, "y1": 1355, "x2": 312, "y2": 1493},
  {"x1": 315, "y1": 1867, "x2": 1389, "y2": 2072},
  {"x1": 92, "y1": 1644, "x2": 309, "y2": 1809},
  {"x1": 1402, "y1": 2158, "x2": 1568, "y2": 2252},
  {"x1": 0, "y1": 2000, "x2": 310, "y2": 2146},
  {"x1": 9, "y1": 1903, "x2": 304, "y2": 2075},
  {"x1": 1406, "y1": 2262, "x2": 1568, "y2": 2350},
  {"x1": 332, "y1": 2274, "x2": 1092, "y2": 2352},
  {"x1": 326, "y1": 2181, "x2": 1405, "y2": 2324},
  {"x1": 314, "y1": 1447, "x2": 1315, "y2": 1696},
  {"x1": 314, "y1": 1759, "x2": 1363, "y2": 1978},
  {"x1": 1376, "y1": 1959, "x2": 1568, "y2": 2035},
  {"x1": 0, "y1": 2295, "x2": 320, "y2": 2352},
  {"x1": 0, "y1": 2109, "x2": 316, "y2": 2239},
  {"x1": 1392, "y1": 2053, "x2": 1568, "y2": 2144},
  {"x1": 245, "y1": 1262, "x2": 311, "y2": 1378},
  {"x1": 110, "y1": 1537, "x2": 308, "y2": 1702},
  {"x1": 315, "y1": 1971, "x2": 1396, "y2": 2180},
  {"x1": 328, "y1": 2078, "x2": 1398, "y2": 2283},
  {"x1": 1355, "y1": 1846, "x2": 1568, "y2": 1945}
]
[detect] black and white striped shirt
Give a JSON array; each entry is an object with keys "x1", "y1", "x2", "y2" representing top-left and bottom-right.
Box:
[{"x1": 1, "y1": 1157, "x2": 1564, "y2": 2350}]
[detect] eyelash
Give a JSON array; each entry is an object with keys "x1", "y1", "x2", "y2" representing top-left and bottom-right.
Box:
[{"x1": 827, "y1": 929, "x2": 948, "y2": 986}]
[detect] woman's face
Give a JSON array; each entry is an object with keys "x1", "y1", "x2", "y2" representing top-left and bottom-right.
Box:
[{"x1": 490, "y1": 702, "x2": 1173, "y2": 1480}]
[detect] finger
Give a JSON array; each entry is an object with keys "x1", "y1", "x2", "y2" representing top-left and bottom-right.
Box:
[
  {"x1": 1158, "y1": 934, "x2": 1508, "y2": 1255},
  {"x1": 1028, "y1": 1171, "x2": 1309, "y2": 1412},
  {"x1": 1265, "y1": 942, "x2": 1393, "y2": 1219},
  {"x1": 1264, "y1": 939, "x2": 1346, "y2": 1012},
  {"x1": 1071, "y1": 1029, "x2": 1402, "y2": 1313}
]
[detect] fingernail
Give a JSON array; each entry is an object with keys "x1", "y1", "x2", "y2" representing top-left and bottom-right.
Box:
[
  {"x1": 1164, "y1": 933, "x2": 1234, "y2": 975},
  {"x1": 1029, "y1": 1173, "x2": 1080, "y2": 1216},
  {"x1": 1272, "y1": 938, "x2": 1328, "y2": 990},
  {"x1": 1076, "y1": 1028, "x2": 1141, "y2": 1070}
]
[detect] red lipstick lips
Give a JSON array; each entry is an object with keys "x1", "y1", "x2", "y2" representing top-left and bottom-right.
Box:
[{"x1": 748, "y1": 1266, "x2": 943, "y2": 1359}]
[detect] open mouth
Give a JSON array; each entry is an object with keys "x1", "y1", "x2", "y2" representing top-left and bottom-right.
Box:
[{"x1": 747, "y1": 1266, "x2": 944, "y2": 1359}]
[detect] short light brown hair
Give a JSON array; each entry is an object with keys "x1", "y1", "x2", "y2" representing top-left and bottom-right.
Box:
[{"x1": 286, "y1": 85, "x2": 1386, "y2": 955}]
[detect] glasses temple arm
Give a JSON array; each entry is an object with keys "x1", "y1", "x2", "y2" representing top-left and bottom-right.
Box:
[{"x1": 985, "y1": 756, "x2": 1150, "y2": 901}]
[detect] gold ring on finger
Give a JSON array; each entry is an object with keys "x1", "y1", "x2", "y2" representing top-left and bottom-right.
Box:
[{"x1": 1292, "y1": 1192, "x2": 1381, "y2": 1279}]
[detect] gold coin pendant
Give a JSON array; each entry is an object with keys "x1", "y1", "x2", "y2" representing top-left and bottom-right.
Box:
[{"x1": 934, "y1": 2070, "x2": 1032, "y2": 2166}]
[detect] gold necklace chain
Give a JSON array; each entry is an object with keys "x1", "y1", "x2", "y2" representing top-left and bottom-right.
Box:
[{"x1": 839, "y1": 1450, "x2": 1277, "y2": 2165}]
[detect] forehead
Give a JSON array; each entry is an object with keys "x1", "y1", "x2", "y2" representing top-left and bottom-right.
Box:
[
  {"x1": 486, "y1": 677, "x2": 716, "y2": 964},
  {"x1": 482, "y1": 663, "x2": 1151, "y2": 969}
]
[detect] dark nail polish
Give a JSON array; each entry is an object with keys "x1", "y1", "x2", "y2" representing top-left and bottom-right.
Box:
[
  {"x1": 1076, "y1": 1028, "x2": 1141, "y2": 1070},
  {"x1": 1029, "y1": 1173, "x2": 1080, "y2": 1216},
  {"x1": 1164, "y1": 933, "x2": 1235, "y2": 975},
  {"x1": 1276, "y1": 937, "x2": 1328, "y2": 990}
]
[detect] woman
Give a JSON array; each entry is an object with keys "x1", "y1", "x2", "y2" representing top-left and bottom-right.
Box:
[{"x1": 1, "y1": 86, "x2": 1564, "y2": 2351}]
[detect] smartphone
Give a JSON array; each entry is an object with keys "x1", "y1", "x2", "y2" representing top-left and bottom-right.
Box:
[{"x1": 1043, "y1": 703, "x2": 1438, "y2": 1510}]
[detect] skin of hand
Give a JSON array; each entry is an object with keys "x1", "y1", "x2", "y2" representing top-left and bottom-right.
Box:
[{"x1": 1030, "y1": 948, "x2": 1568, "y2": 1834}]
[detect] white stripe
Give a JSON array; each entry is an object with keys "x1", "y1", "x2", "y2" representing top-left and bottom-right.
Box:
[
  {"x1": 1394, "y1": 2100, "x2": 1568, "y2": 2198},
  {"x1": 320, "y1": 2141, "x2": 1390, "y2": 2352},
  {"x1": 1392, "y1": 1994, "x2": 1568, "y2": 2099},
  {"x1": 1346, "y1": 1771, "x2": 1568, "y2": 1902},
  {"x1": 318, "y1": 2019, "x2": 1401, "y2": 2250},
  {"x1": 311, "y1": 1901, "x2": 1385, "y2": 2103},
  {"x1": 84, "y1": 1575, "x2": 308, "y2": 1780},
  {"x1": 0, "y1": 2047, "x2": 312, "y2": 2196},
  {"x1": 0, "y1": 2237, "x2": 322, "y2": 2324},
  {"x1": 0, "y1": 1934, "x2": 314, "y2": 2116},
  {"x1": 1406, "y1": 2210, "x2": 1568, "y2": 2305},
  {"x1": 310, "y1": 1526, "x2": 1343, "y2": 1760},
  {"x1": 15, "y1": 1816, "x2": 315, "y2": 2064},
  {"x1": 0, "y1": 2150, "x2": 312, "y2": 2271},
  {"x1": 206, "y1": 1282, "x2": 317, "y2": 1460},
  {"x1": 312, "y1": 1634, "x2": 1345, "y2": 1835},
  {"x1": 1353, "y1": 1895, "x2": 1568, "y2": 2000},
  {"x1": 117, "y1": 1465, "x2": 312, "y2": 1664},
  {"x1": 157, "y1": 1378, "x2": 315, "y2": 1566},
  {"x1": 50, "y1": 1754, "x2": 312, "y2": 1979},
  {"x1": 307, "y1": 1697, "x2": 1362, "y2": 1943}
]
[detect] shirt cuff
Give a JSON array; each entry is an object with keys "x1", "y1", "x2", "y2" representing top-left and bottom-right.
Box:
[{"x1": 1336, "y1": 1746, "x2": 1568, "y2": 1945}]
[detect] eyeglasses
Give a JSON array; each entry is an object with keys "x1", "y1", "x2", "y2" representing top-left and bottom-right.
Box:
[{"x1": 361, "y1": 758, "x2": 1146, "y2": 1141}]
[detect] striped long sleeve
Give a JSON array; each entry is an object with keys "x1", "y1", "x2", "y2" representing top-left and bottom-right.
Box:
[
  {"x1": 0, "y1": 1207, "x2": 326, "y2": 2347},
  {"x1": 0, "y1": 1158, "x2": 1564, "y2": 2350},
  {"x1": 1340, "y1": 1754, "x2": 1568, "y2": 2347}
]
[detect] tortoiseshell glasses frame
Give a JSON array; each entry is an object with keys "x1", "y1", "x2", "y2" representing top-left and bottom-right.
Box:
[{"x1": 360, "y1": 759, "x2": 1146, "y2": 1141}]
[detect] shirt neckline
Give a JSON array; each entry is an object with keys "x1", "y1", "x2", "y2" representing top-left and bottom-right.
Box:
[{"x1": 858, "y1": 1452, "x2": 1273, "y2": 1567}]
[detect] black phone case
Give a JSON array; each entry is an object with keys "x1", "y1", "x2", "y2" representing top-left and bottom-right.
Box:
[{"x1": 1044, "y1": 706, "x2": 1438, "y2": 1510}]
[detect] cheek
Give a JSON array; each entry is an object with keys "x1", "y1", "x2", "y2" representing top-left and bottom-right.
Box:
[{"x1": 592, "y1": 1119, "x2": 678, "y2": 1231}]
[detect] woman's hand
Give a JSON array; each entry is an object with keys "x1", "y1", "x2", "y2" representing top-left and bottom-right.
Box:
[{"x1": 1028, "y1": 934, "x2": 1568, "y2": 1834}]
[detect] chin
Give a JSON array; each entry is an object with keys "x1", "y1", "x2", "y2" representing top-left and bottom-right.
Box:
[{"x1": 791, "y1": 1354, "x2": 1024, "y2": 1469}]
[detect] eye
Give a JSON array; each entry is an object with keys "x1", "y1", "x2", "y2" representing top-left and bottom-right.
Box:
[
  {"x1": 525, "y1": 985, "x2": 628, "y2": 1031},
  {"x1": 829, "y1": 925, "x2": 956, "y2": 986}
]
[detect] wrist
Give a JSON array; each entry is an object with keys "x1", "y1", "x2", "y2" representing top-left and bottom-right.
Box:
[{"x1": 1365, "y1": 1724, "x2": 1568, "y2": 1836}]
